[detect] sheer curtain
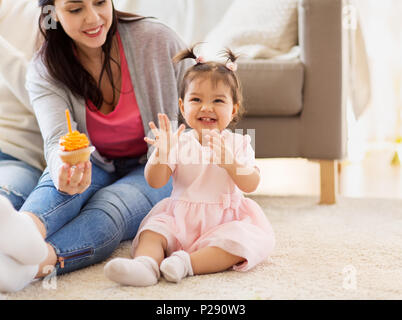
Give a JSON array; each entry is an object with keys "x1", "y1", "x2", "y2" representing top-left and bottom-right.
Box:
[{"x1": 350, "y1": 0, "x2": 402, "y2": 156}]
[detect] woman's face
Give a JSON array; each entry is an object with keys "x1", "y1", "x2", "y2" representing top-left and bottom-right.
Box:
[{"x1": 53, "y1": 0, "x2": 113, "y2": 51}]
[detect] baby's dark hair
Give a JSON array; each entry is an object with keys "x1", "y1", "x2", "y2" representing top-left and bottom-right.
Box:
[{"x1": 173, "y1": 44, "x2": 245, "y2": 128}]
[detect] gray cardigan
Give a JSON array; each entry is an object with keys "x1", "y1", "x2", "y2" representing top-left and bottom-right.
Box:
[{"x1": 26, "y1": 17, "x2": 192, "y2": 188}]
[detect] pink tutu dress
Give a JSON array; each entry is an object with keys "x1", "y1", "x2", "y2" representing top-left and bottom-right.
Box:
[{"x1": 132, "y1": 130, "x2": 275, "y2": 271}]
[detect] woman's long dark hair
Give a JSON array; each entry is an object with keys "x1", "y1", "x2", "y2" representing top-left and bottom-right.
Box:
[{"x1": 37, "y1": 0, "x2": 143, "y2": 110}]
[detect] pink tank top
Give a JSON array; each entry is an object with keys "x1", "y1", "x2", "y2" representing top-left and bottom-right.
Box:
[{"x1": 86, "y1": 32, "x2": 148, "y2": 159}]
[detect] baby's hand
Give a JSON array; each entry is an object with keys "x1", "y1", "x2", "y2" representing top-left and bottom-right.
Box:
[
  {"x1": 205, "y1": 130, "x2": 235, "y2": 169},
  {"x1": 144, "y1": 113, "x2": 186, "y2": 164}
]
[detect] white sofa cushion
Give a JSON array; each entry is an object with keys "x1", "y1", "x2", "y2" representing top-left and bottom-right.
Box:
[{"x1": 202, "y1": 0, "x2": 298, "y2": 60}]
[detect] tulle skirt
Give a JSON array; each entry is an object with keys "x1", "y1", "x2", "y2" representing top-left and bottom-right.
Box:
[{"x1": 131, "y1": 195, "x2": 275, "y2": 271}]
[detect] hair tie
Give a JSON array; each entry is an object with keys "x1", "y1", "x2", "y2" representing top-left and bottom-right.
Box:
[
  {"x1": 196, "y1": 56, "x2": 205, "y2": 64},
  {"x1": 225, "y1": 61, "x2": 238, "y2": 72}
]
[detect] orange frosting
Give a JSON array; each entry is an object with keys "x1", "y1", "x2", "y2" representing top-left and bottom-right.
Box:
[{"x1": 59, "y1": 131, "x2": 90, "y2": 151}]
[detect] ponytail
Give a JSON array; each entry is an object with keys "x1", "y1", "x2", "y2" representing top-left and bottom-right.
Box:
[
  {"x1": 172, "y1": 43, "x2": 199, "y2": 64},
  {"x1": 221, "y1": 48, "x2": 240, "y2": 64}
]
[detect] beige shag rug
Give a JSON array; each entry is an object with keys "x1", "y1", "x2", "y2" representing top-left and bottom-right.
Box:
[{"x1": 3, "y1": 195, "x2": 402, "y2": 300}]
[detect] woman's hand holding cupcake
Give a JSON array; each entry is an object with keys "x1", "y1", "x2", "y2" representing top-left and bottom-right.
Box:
[
  {"x1": 57, "y1": 109, "x2": 95, "y2": 195},
  {"x1": 58, "y1": 161, "x2": 92, "y2": 195}
]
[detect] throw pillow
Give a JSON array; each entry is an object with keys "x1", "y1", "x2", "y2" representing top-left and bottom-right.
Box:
[{"x1": 202, "y1": 0, "x2": 298, "y2": 60}]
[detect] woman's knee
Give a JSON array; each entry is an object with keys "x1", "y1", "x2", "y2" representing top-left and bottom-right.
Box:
[
  {"x1": 0, "y1": 163, "x2": 41, "y2": 210},
  {"x1": 0, "y1": 187, "x2": 25, "y2": 210},
  {"x1": 85, "y1": 184, "x2": 156, "y2": 237}
]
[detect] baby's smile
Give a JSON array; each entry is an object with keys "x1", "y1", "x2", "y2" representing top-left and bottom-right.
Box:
[{"x1": 197, "y1": 116, "x2": 218, "y2": 126}]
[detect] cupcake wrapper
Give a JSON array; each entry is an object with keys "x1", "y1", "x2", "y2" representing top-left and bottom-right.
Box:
[{"x1": 58, "y1": 146, "x2": 96, "y2": 166}]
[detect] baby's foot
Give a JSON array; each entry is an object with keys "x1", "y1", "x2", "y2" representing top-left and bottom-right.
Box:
[
  {"x1": 104, "y1": 256, "x2": 160, "y2": 287},
  {"x1": 0, "y1": 252, "x2": 39, "y2": 293},
  {"x1": 160, "y1": 250, "x2": 193, "y2": 283},
  {"x1": 0, "y1": 196, "x2": 47, "y2": 265}
]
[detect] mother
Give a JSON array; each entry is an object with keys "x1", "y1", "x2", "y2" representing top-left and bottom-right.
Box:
[{"x1": 0, "y1": 0, "x2": 191, "y2": 292}]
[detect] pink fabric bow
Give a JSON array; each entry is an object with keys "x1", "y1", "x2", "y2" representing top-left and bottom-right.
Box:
[
  {"x1": 196, "y1": 56, "x2": 206, "y2": 64},
  {"x1": 225, "y1": 61, "x2": 238, "y2": 72},
  {"x1": 221, "y1": 193, "x2": 242, "y2": 211}
]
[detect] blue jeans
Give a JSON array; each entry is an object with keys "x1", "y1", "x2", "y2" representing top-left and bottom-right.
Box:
[
  {"x1": 0, "y1": 150, "x2": 42, "y2": 210},
  {"x1": 20, "y1": 157, "x2": 172, "y2": 275}
]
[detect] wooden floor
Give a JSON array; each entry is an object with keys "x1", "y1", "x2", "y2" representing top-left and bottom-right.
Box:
[{"x1": 251, "y1": 146, "x2": 402, "y2": 200}]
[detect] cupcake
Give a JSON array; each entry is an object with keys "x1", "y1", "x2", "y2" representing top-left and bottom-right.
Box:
[{"x1": 58, "y1": 109, "x2": 95, "y2": 165}]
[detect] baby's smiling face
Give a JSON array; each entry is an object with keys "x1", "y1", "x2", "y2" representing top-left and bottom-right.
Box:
[{"x1": 179, "y1": 77, "x2": 239, "y2": 142}]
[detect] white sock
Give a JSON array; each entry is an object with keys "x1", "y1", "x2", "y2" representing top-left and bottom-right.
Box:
[
  {"x1": 0, "y1": 195, "x2": 48, "y2": 265},
  {"x1": 104, "y1": 256, "x2": 160, "y2": 287},
  {"x1": 160, "y1": 250, "x2": 194, "y2": 283},
  {"x1": 0, "y1": 252, "x2": 38, "y2": 293}
]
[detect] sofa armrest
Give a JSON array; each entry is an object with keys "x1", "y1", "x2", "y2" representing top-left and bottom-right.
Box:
[{"x1": 298, "y1": 0, "x2": 348, "y2": 159}]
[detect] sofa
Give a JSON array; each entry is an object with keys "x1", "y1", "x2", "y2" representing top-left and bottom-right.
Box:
[
  {"x1": 236, "y1": 0, "x2": 348, "y2": 205},
  {"x1": 116, "y1": 0, "x2": 352, "y2": 204}
]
